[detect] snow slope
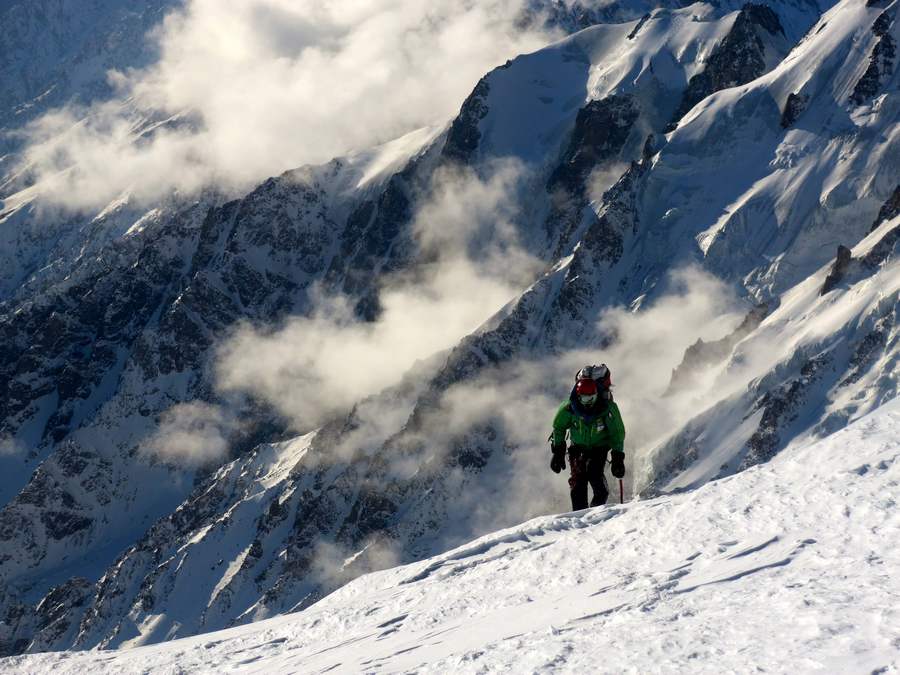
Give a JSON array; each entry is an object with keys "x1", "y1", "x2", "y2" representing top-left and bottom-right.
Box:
[
  {"x1": 4, "y1": 394, "x2": 898, "y2": 673},
  {"x1": 642, "y1": 211, "x2": 900, "y2": 494}
]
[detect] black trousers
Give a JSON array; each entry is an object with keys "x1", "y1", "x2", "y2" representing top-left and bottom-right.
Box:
[{"x1": 567, "y1": 446, "x2": 609, "y2": 510}]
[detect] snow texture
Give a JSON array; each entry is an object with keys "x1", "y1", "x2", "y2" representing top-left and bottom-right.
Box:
[{"x1": 3, "y1": 397, "x2": 898, "y2": 673}]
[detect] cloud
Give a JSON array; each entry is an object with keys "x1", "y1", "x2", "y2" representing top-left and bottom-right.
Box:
[
  {"x1": 597, "y1": 267, "x2": 744, "y2": 450},
  {"x1": 13, "y1": 0, "x2": 559, "y2": 209},
  {"x1": 142, "y1": 401, "x2": 235, "y2": 465},
  {"x1": 587, "y1": 162, "x2": 630, "y2": 204},
  {"x1": 0, "y1": 434, "x2": 26, "y2": 457},
  {"x1": 215, "y1": 161, "x2": 542, "y2": 432},
  {"x1": 379, "y1": 265, "x2": 746, "y2": 532},
  {"x1": 287, "y1": 266, "x2": 745, "y2": 548},
  {"x1": 305, "y1": 535, "x2": 403, "y2": 596}
]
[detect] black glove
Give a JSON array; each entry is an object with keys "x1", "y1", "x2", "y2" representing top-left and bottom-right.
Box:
[
  {"x1": 610, "y1": 451, "x2": 625, "y2": 478},
  {"x1": 550, "y1": 442, "x2": 567, "y2": 474}
]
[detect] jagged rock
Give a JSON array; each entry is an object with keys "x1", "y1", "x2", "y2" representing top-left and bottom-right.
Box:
[
  {"x1": 840, "y1": 309, "x2": 894, "y2": 387},
  {"x1": 850, "y1": 11, "x2": 896, "y2": 105},
  {"x1": 327, "y1": 156, "x2": 429, "y2": 318},
  {"x1": 628, "y1": 13, "x2": 652, "y2": 40},
  {"x1": 0, "y1": 574, "x2": 91, "y2": 655},
  {"x1": 863, "y1": 220, "x2": 900, "y2": 268},
  {"x1": 0, "y1": 582, "x2": 29, "y2": 656},
  {"x1": 666, "y1": 304, "x2": 769, "y2": 394},
  {"x1": 441, "y1": 78, "x2": 491, "y2": 165},
  {"x1": 549, "y1": 96, "x2": 639, "y2": 199},
  {"x1": 780, "y1": 92, "x2": 809, "y2": 128},
  {"x1": 870, "y1": 185, "x2": 900, "y2": 232},
  {"x1": 741, "y1": 353, "x2": 831, "y2": 469},
  {"x1": 0, "y1": 200, "x2": 211, "y2": 448},
  {"x1": 820, "y1": 245, "x2": 854, "y2": 295},
  {"x1": 547, "y1": 95, "x2": 640, "y2": 257},
  {"x1": 667, "y1": 3, "x2": 786, "y2": 130},
  {"x1": 26, "y1": 578, "x2": 93, "y2": 653}
]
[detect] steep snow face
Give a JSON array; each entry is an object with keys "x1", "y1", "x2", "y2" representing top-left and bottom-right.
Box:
[
  {"x1": 4, "y1": 397, "x2": 898, "y2": 673},
  {"x1": 643, "y1": 212, "x2": 900, "y2": 493},
  {"x1": 657, "y1": 0, "x2": 900, "y2": 299}
]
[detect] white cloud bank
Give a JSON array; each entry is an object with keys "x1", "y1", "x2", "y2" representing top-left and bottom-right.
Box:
[
  {"x1": 215, "y1": 161, "x2": 542, "y2": 432},
  {"x1": 15, "y1": 0, "x2": 558, "y2": 209},
  {"x1": 418, "y1": 266, "x2": 745, "y2": 530},
  {"x1": 0, "y1": 434, "x2": 26, "y2": 457},
  {"x1": 142, "y1": 401, "x2": 235, "y2": 466}
]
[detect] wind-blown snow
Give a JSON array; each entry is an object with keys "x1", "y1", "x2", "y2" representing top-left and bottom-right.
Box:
[{"x1": 5, "y1": 397, "x2": 898, "y2": 673}]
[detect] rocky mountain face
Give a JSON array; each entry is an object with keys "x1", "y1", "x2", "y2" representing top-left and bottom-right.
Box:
[
  {"x1": 665, "y1": 303, "x2": 770, "y2": 393},
  {"x1": 851, "y1": 9, "x2": 896, "y2": 103},
  {"x1": 666, "y1": 3, "x2": 790, "y2": 130},
  {"x1": 1, "y1": 0, "x2": 898, "y2": 657}
]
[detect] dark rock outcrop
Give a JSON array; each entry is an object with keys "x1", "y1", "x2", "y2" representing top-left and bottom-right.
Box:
[
  {"x1": 851, "y1": 11, "x2": 896, "y2": 105},
  {"x1": 0, "y1": 576, "x2": 93, "y2": 656},
  {"x1": 870, "y1": 185, "x2": 900, "y2": 232},
  {"x1": 741, "y1": 353, "x2": 830, "y2": 469},
  {"x1": 667, "y1": 3, "x2": 786, "y2": 130},
  {"x1": 666, "y1": 304, "x2": 769, "y2": 394},
  {"x1": 549, "y1": 96, "x2": 639, "y2": 199},
  {"x1": 441, "y1": 78, "x2": 491, "y2": 165},
  {"x1": 628, "y1": 13, "x2": 652, "y2": 40},
  {"x1": 839, "y1": 310, "x2": 893, "y2": 387},
  {"x1": 547, "y1": 95, "x2": 640, "y2": 253},
  {"x1": 863, "y1": 219, "x2": 900, "y2": 268},
  {"x1": 820, "y1": 244, "x2": 853, "y2": 295},
  {"x1": 780, "y1": 92, "x2": 809, "y2": 128}
]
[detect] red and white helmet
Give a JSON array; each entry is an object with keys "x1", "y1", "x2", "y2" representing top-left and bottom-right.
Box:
[
  {"x1": 576, "y1": 364, "x2": 611, "y2": 390},
  {"x1": 575, "y1": 377, "x2": 599, "y2": 406}
]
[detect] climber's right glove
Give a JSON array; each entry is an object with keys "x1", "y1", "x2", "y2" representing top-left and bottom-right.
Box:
[
  {"x1": 610, "y1": 451, "x2": 626, "y2": 478},
  {"x1": 550, "y1": 442, "x2": 567, "y2": 474}
]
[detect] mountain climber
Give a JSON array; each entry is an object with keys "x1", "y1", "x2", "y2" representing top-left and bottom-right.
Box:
[{"x1": 549, "y1": 364, "x2": 626, "y2": 510}]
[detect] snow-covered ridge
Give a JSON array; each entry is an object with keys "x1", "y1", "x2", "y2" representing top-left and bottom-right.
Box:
[{"x1": 4, "y1": 395, "x2": 898, "y2": 673}]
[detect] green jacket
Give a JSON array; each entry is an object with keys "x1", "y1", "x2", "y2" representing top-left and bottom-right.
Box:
[{"x1": 552, "y1": 398, "x2": 626, "y2": 453}]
